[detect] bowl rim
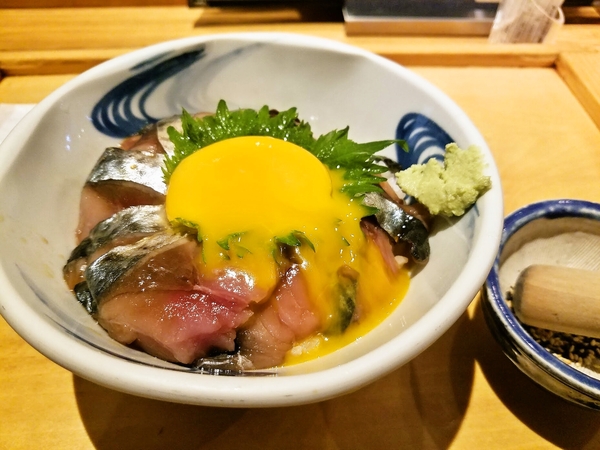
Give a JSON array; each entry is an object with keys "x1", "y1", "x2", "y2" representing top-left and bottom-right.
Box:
[
  {"x1": 485, "y1": 198, "x2": 600, "y2": 399},
  {"x1": 0, "y1": 32, "x2": 504, "y2": 407}
]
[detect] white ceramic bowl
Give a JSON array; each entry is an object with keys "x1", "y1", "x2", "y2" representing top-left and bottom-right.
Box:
[
  {"x1": 484, "y1": 199, "x2": 600, "y2": 409},
  {"x1": 0, "y1": 33, "x2": 503, "y2": 407}
]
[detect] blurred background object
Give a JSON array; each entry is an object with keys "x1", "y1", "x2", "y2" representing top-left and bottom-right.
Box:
[
  {"x1": 1, "y1": 0, "x2": 186, "y2": 5},
  {"x1": 343, "y1": 0, "x2": 499, "y2": 36},
  {"x1": 1, "y1": 0, "x2": 598, "y2": 29},
  {"x1": 189, "y1": 0, "x2": 344, "y2": 23},
  {"x1": 189, "y1": 0, "x2": 343, "y2": 5},
  {"x1": 489, "y1": 0, "x2": 565, "y2": 43}
]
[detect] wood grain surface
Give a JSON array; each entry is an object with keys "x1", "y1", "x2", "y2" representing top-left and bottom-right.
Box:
[
  {"x1": 1, "y1": 7, "x2": 600, "y2": 75},
  {"x1": 557, "y1": 52, "x2": 600, "y2": 130},
  {"x1": 1, "y1": 7, "x2": 600, "y2": 449}
]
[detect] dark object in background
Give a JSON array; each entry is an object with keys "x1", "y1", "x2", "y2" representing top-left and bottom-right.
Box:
[
  {"x1": 189, "y1": 0, "x2": 343, "y2": 6},
  {"x1": 563, "y1": 0, "x2": 597, "y2": 5},
  {"x1": 187, "y1": 0, "x2": 599, "y2": 29},
  {"x1": 344, "y1": 0, "x2": 498, "y2": 18},
  {"x1": 188, "y1": 0, "x2": 344, "y2": 23},
  {"x1": 343, "y1": 0, "x2": 498, "y2": 36},
  {"x1": 189, "y1": 0, "x2": 596, "y2": 9},
  {"x1": 188, "y1": 0, "x2": 497, "y2": 34}
]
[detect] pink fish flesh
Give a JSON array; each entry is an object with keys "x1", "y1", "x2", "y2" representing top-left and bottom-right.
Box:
[
  {"x1": 235, "y1": 265, "x2": 320, "y2": 369},
  {"x1": 98, "y1": 289, "x2": 255, "y2": 364}
]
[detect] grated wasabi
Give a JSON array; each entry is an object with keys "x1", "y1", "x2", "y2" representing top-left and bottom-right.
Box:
[{"x1": 395, "y1": 143, "x2": 491, "y2": 217}]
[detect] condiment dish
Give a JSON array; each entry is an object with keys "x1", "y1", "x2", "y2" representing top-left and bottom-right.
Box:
[{"x1": 484, "y1": 199, "x2": 600, "y2": 409}]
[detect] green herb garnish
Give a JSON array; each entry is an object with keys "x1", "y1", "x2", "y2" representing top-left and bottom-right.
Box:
[
  {"x1": 170, "y1": 218, "x2": 202, "y2": 241},
  {"x1": 217, "y1": 232, "x2": 245, "y2": 251},
  {"x1": 276, "y1": 230, "x2": 315, "y2": 251},
  {"x1": 217, "y1": 232, "x2": 251, "y2": 259},
  {"x1": 163, "y1": 100, "x2": 407, "y2": 200}
]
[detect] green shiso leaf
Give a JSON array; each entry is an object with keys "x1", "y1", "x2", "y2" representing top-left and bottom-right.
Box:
[{"x1": 163, "y1": 100, "x2": 406, "y2": 203}]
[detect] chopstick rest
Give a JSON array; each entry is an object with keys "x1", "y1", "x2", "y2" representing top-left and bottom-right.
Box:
[{"x1": 513, "y1": 264, "x2": 600, "y2": 338}]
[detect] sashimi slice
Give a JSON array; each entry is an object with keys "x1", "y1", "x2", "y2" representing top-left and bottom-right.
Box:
[
  {"x1": 65, "y1": 205, "x2": 168, "y2": 289},
  {"x1": 361, "y1": 219, "x2": 401, "y2": 275},
  {"x1": 85, "y1": 233, "x2": 199, "y2": 304},
  {"x1": 274, "y1": 265, "x2": 320, "y2": 339},
  {"x1": 76, "y1": 146, "x2": 167, "y2": 241},
  {"x1": 237, "y1": 265, "x2": 320, "y2": 369},
  {"x1": 98, "y1": 289, "x2": 254, "y2": 364},
  {"x1": 76, "y1": 182, "x2": 164, "y2": 241}
]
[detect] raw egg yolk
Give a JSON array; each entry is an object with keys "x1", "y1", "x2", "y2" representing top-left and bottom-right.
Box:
[
  {"x1": 166, "y1": 135, "x2": 334, "y2": 243},
  {"x1": 165, "y1": 135, "x2": 410, "y2": 359}
]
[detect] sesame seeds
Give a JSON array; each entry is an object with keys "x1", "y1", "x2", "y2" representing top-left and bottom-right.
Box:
[
  {"x1": 526, "y1": 326, "x2": 600, "y2": 370},
  {"x1": 507, "y1": 289, "x2": 600, "y2": 373}
]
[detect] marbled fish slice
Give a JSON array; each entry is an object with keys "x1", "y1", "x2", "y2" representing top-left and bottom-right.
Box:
[
  {"x1": 64, "y1": 205, "x2": 169, "y2": 289},
  {"x1": 87, "y1": 146, "x2": 167, "y2": 195},
  {"x1": 362, "y1": 192, "x2": 430, "y2": 262},
  {"x1": 85, "y1": 232, "x2": 197, "y2": 304},
  {"x1": 85, "y1": 232, "x2": 268, "y2": 364},
  {"x1": 77, "y1": 147, "x2": 167, "y2": 240},
  {"x1": 69, "y1": 205, "x2": 168, "y2": 261}
]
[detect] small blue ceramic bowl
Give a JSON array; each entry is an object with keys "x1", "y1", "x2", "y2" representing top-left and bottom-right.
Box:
[{"x1": 484, "y1": 199, "x2": 600, "y2": 409}]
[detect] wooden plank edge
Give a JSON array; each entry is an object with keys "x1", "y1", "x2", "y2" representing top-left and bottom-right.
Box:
[
  {"x1": 556, "y1": 51, "x2": 600, "y2": 131},
  {"x1": 0, "y1": 45, "x2": 560, "y2": 77},
  {"x1": 0, "y1": 49, "x2": 134, "y2": 76},
  {"x1": 382, "y1": 52, "x2": 557, "y2": 67},
  {"x1": 563, "y1": 6, "x2": 600, "y2": 24}
]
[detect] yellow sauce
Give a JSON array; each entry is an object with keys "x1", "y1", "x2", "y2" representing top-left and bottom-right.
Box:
[{"x1": 165, "y1": 135, "x2": 410, "y2": 365}]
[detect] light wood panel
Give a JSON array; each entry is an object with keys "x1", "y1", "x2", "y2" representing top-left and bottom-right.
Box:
[
  {"x1": 1, "y1": 7, "x2": 600, "y2": 75},
  {"x1": 2, "y1": 0, "x2": 185, "y2": 6},
  {"x1": 556, "y1": 51, "x2": 600, "y2": 130},
  {"x1": 413, "y1": 66, "x2": 600, "y2": 214},
  {"x1": 2, "y1": 8, "x2": 600, "y2": 449},
  {"x1": 0, "y1": 74, "x2": 77, "y2": 102},
  {"x1": 2, "y1": 66, "x2": 600, "y2": 449}
]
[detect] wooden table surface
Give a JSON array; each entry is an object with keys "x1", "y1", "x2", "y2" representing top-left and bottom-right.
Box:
[{"x1": 2, "y1": 6, "x2": 600, "y2": 450}]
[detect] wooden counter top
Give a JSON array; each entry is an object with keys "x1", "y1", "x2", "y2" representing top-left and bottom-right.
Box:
[
  {"x1": 1, "y1": 6, "x2": 600, "y2": 74},
  {"x1": 1, "y1": 6, "x2": 600, "y2": 449}
]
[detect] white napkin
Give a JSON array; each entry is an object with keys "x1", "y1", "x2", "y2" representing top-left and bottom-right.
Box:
[{"x1": 0, "y1": 104, "x2": 35, "y2": 145}]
